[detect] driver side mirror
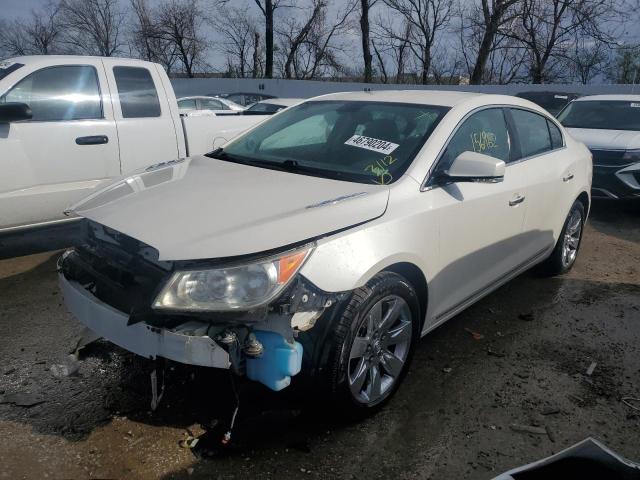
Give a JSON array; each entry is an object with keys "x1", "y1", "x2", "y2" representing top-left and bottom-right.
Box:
[
  {"x1": 0, "y1": 102, "x2": 32, "y2": 123},
  {"x1": 441, "y1": 151, "x2": 505, "y2": 183}
]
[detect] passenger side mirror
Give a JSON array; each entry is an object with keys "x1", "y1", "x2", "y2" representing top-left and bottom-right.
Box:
[
  {"x1": 443, "y1": 151, "x2": 505, "y2": 183},
  {"x1": 0, "y1": 102, "x2": 32, "y2": 123}
]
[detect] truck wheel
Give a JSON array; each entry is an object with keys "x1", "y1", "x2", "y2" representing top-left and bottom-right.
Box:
[
  {"x1": 541, "y1": 200, "x2": 585, "y2": 275},
  {"x1": 326, "y1": 272, "x2": 419, "y2": 416}
]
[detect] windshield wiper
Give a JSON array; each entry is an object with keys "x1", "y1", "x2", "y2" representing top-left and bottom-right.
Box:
[{"x1": 206, "y1": 149, "x2": 351, "y2": 181}]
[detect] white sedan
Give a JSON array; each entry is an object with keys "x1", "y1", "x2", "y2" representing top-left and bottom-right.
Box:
[
  {"x1": 177, "y1": 95, "x2": 245, "y2": 116},
  {"x1": 59, "y1": 91, "x2": 592, "y2": 414}
]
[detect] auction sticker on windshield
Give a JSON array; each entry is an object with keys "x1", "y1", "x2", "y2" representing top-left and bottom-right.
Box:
[{"x1": 345, "y1": 135, "x2": 399, "y2": 155}]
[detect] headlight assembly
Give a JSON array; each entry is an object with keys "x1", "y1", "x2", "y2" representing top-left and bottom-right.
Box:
[{"x1": 153, "y1": 246, "x2": 313, "y2": 312}]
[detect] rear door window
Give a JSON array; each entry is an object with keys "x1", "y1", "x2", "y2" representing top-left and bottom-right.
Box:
[
  {"x1": 438, "y1": 108, "x2": 511, "y2": 172},
  {"x1": 113, "y1": 66, "x2": 161, "y2": 118},
  {"x1": 510, "y1": 109, "x2": 552, "y2": 158},
  {"x1": 0, "y1": 65, "x2": 102, "y2": 121},
  {"x1": 200, "y1": 98, "x2": 225, "y2": 110},
  {"x1": 178, "y1": 98, "x2": 197, "y2": 109}
]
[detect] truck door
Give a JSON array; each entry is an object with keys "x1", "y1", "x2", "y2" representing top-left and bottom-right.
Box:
[
  {"x1": 102, "y1": 59, "x2": 180, "y2": 173},
  {"x1": 0, "y1": 59, "x2": 119, "y2": 230}
]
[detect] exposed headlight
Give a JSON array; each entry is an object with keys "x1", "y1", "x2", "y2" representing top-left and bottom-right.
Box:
[{"x1": 153, "y1": 246, "x2": 313, "y2": 311}]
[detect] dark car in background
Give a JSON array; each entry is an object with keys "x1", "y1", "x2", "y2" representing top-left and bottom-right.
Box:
[
  {"x1": 210, "y1": 92, "x2": 276, "y2": 107},
  {"x1": 240, "y1": 98, "x2": 303, "y2": 115},
  {"x1": 516, "y1": 91, "x2": 581, "y2": 116},
  {"x1": 558, "y1": 95, "x2": 640, "y2": 199}
]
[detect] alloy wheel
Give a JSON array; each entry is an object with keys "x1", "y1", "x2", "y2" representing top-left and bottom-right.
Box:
[
  {"x1": 561, "y1": 208, "x2": 583, "y2": 268},
  {"x1": 348, "y1": 295, "x2": 412, "y2": 405}
]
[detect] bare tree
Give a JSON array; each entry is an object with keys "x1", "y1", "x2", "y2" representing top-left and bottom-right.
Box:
[
  {"x1": 606, "y1": 46, "x2": 640, "y2": 84},
  {"x1": 277, "y1": 0, "x2": 356, "y2": 79},
  {"x1": 359, "y1": 0, "x2": 379, "y2": 82},
  {"x1": 459, "y1": 0, "x2": 521, "y2": 84},
  {"x1": 567, "y1": 35, "x2": 609, "y2": 84},
  {"x1": 0, "y1": 2, "x2": 62, "y2": 56},
  {"x1": 129, "y1": 0, "x2": 178, "y2": 72},
  {"x1": 59, "y1": 0, "x2": 125, "y2": 56},
  {"x1": 382, "y1": 0, "x2": 455, "y2": 84},
  {"x1": 507, "y1": 0, "x2": 621, "y2": 83},
  {"x1": 213, "y1": 5, "x2": 261, "y2": 78},
  {"x1": 254, "y1": 0, "x2": 293, "y2": 78},
  {"x1": 372, "y1": 17, "x2": 413, "y2": 83},
  {"x1": 152, "y1": 0, "x2": 207, "y2": 77}
]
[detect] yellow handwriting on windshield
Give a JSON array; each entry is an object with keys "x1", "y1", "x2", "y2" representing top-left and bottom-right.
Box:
[
  {"x1": 470, "y1": 131, "x2": 498, "y2": 153},
  {"x1": 364, "y1": 155, "x2": 396, "y2": 185}
]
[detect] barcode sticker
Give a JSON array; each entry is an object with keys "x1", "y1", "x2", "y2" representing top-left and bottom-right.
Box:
[{"x1": 344, "y1": 135, "x2": 399, "y2": 155}]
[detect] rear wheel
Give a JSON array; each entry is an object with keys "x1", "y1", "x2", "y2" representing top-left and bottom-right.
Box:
[
  {"x1": 541, "y1": 200, "x2": 585, "y2": 275},
  {"x1": 326, "y1": 272, "x2": 419, "y2": 416}
]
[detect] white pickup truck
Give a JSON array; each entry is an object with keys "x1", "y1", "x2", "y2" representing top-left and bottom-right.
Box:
[{"x1": 0, "y1": 55, "x2": 263, "y2": 234}]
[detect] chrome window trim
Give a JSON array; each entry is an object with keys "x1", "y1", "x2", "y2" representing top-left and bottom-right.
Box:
[{"x1": 421, "y1": 104, "x2": 566, "y2": 192}]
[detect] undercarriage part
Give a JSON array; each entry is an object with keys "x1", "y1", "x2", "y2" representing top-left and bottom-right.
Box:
[{"x1": 243, "y1": 333, "x2": 264, "y2": 357}]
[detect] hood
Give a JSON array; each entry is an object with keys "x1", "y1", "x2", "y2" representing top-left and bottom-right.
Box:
[
  {"x1": 566, "y1": 128, "x2": 640, "y2": 151},
  {"x1": 71, "y1": 156, "x2": 389, "y2": 261}
]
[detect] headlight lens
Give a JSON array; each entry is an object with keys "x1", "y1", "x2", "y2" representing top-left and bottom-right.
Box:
[{"x1": 153, "y1": 246, "x2": 312, "y2": 311}]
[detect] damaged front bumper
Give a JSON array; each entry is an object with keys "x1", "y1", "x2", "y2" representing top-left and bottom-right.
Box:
[{"x1": 59, "y1": 273, "x2": 232, "y2": 369}]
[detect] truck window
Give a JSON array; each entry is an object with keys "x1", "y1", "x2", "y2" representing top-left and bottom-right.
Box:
[
  {"x1": 113, "y1": 66, "x2": 161, "y2": 118},
  {"x1": 0, "y1": 65, "x2": 102, "y2": 121}
]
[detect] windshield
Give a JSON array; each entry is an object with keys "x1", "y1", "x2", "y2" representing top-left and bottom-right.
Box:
[
  {"x1": 0, "y1": 61, "x2": 24, "y2": 81},
  {"x1": 209, "y1": 100, "x2": 449, "y2": 184},
  {"x1": 558, "y1": 100, "x2": 640, "y2": 131},
  {"x1": 246, "y1": 102, "x2": 286, "y2": 113},
  {"x1": 517, "y1": 92, "x2": 576, "y2": 116}
]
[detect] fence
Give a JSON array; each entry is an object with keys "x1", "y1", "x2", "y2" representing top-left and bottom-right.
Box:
[{"x1": 170, "y1": 77, "x2": 640, "y2": 99}]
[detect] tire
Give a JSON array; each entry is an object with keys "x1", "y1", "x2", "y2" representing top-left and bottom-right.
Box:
[
  {"x1": 325, "y1": 271, "x2": 420, "y2": 417},
  {"x1": 540, "y1": 200, "x2": 585, "y2": 276}
]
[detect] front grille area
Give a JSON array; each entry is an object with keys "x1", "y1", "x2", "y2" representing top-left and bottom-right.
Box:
[
  {"x1": 61, "y1": 221, "x2": 173, "y2": 318},
  {"x1": 590, "y1": 149, "x2": 632, "y2": 168}
]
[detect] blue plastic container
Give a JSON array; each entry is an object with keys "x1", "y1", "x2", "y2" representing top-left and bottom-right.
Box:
[{"x1": 245, "y1": 330, "x2": 303, "y2": 391}]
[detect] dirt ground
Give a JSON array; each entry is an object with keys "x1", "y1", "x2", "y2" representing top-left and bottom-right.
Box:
[{"x1": 0, "y1": 200, "x2": 639, "y2": 480}]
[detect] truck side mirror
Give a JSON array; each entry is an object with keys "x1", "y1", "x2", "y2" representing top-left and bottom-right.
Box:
[{"x1": 0, "y1": 102, "x2": 32, "y2": 123}]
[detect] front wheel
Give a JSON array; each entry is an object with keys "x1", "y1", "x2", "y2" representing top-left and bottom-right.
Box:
[
  {"x1": 326, "y1": 272, "x2": 419, "y2": 416},
  {"x1": 541, "y1": 200, "x2": 585, "y2": 275}
]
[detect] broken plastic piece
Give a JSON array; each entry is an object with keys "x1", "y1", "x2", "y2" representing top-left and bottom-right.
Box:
[{"x1": 150, "y1": 367, "x2": 165, "y2": 411}]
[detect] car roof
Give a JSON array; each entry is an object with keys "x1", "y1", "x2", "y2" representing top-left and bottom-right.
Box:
[
  {"x1": 7, "y1": 55, "x2": 159, "y2": 68},
  {"x1": 309, "y1": 90, "x2": 483, "y2": 107},
  {"x1": 573, "y1": 94, "x2": 640, "y2": 102}
]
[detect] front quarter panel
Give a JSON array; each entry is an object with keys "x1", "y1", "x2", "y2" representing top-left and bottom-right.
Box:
[{"x1": 299, "y1": 176, "x2": 437, "y2": 313}]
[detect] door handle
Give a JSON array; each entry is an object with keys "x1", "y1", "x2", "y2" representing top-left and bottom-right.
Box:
[
  {"x1": 509, "y1": 195, "x2": 525, "y2": 207},
  {"x1": 563, "y1": 174, "x2": 574, "y2": 182},
  {"x1": 76, "y1": 135, "x2": 108, "y2": 145}
]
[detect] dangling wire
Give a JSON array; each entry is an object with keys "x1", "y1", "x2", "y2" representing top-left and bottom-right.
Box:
[{"x1": 221, "y1": 370, "x2": 240, "y2": 446}]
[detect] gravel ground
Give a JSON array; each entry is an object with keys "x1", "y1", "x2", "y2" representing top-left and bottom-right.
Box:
[{"x1": 0, "y1": 200, "x2": 638, "y2": 480}]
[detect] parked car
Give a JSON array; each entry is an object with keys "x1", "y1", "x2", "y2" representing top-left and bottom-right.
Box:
[
  {"x1": 558, "y1": 95, "x2": 640, "y2": 199},
  {"x1": 0, "y1": 56, "x2": 245, "y2": 234},
  {"x1": 241, "y1": 98, "x2": 303, "y2": 115},
  {"x1": 59, "y1": 91, "x2": 591, "y2": 414},
  {"x1": 177, "y1": 96, "x2": 244, "y2": 116},
  {"x1": 516, "y1": 91, "x2": 580, "y2": 116},
  {"x1": 212, "y1": 92, "x2": 276, "y2": 107}
]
